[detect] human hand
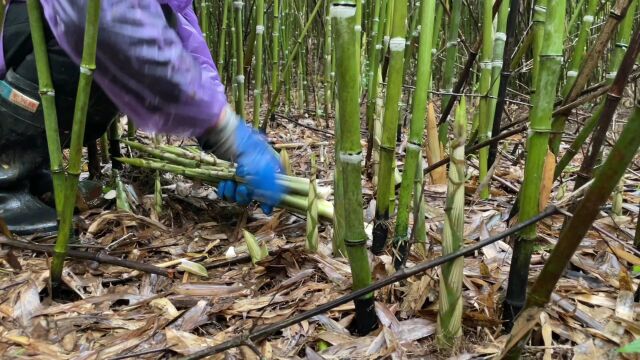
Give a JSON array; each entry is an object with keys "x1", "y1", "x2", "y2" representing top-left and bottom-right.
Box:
[{"x1": 199, "y1": 106, "x2": 284, "y2": 212}]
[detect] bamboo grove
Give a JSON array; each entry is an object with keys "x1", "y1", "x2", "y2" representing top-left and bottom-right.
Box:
[{"x1": 23, "y1": 0, "x2": 640, "y2": 355}]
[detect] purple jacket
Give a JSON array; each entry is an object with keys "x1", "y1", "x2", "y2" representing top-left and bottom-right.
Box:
[{"x1": 0, "y1": 0, "x2": 228, "y2": 137}]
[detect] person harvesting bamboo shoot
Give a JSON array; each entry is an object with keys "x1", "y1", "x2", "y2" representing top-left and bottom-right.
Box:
[{"x1": 0, "y1": 0, "x2": 283, "y2": 235}]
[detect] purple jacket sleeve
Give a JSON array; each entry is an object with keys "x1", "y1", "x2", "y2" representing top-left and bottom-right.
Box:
[{"x1": 39, "y1": 0, "x2": 228, "y2": 137}]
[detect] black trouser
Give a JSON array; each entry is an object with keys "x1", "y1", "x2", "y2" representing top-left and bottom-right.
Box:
[{"x1": 1, "y1": 2, "x2": 118, "y2": 185}]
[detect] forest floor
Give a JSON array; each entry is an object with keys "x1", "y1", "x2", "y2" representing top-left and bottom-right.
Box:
[{"x1": 0, "y1": 99, "x2": 639, "y2": 359}]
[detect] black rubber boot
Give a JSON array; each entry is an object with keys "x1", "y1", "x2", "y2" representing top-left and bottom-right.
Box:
[
  {"x1": 0, "y1": 184, "x2": 57, "y2": 235},
  {"x1": 0, "y1": 74, "x2": 58, "y2": 235}
]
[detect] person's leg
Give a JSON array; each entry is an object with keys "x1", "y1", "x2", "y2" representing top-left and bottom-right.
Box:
[
  {"x1": 0, "y1": 3, "x2": 118, "y2": 235},
  {"x1": 0, "y1": 70, "x2": 58, "y2": 234}
]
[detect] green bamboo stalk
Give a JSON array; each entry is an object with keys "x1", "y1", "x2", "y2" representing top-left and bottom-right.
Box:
[
  {"x1": 365, "y1": 0, "x2": 384, "y2": 136},
  {"x1": 371, "y1": 0, "x2": 408, "y2": 255},
  {"x1": 153, "y1": 136, "x2": 162, "y2": 215},
  {"x1": 262, "y1": 0, "x2": 323, "y2": 132},
  {"x1": 488, "y1": 0, "x2": 509, "y2": 123},
  {"x1": 429, "y1": 0, "x2": 444, "y2": 90},
  {"x1": 477, "y1": 0, "x2": 495, "y2": 200},
  {"x1": 413, "y1": 153, "x2": 427, "y2": 257},
  {"x1": 554, "y1": 0, "x2": 638, "y2": 177},
  {"x1": 118, "y1": 156, "x2": 335, "y2": 219},
  {"x1": 252, "y1": 0, "x2": 265, "y2": 127},
  {"x1": 548, "y1": 0, "x2": 599, "y2": 155},
  {"x1": 567, "y1": 0, "x2": 587, "y2": 37},
  {"x1": 393, "y1": 0, "x2": 436, "y2": 268},
  {"x1": 270, "y1": 0, "x2": 279, "y2": 106},
  {"x1": 25, "y1": 0, "x2": 65, "y2": 216},
  {"x1": 217, "y1": 0, "x2": 231, "y2": 71},
  {"x1": 306, "y1": 154, "x2": 319, "y2": 252},
  {"x1": 229, "y1": 0, "x2": 238, "y2": 106},
  {"x1": 502, "y1": 101, "x2": 640, "y2": 359},
  {"x1": 502, "y1": 0, "x2": 566, "y2": 325},
  {"x1": 441, "y1": 0, "x2": 462, "y2": 111},
  {"x1": 437, "y1": 97, "x2": 467, "y2": 349},
  {"x1": 233, "y1": 0, "x2": 245, "y2": 117},
  {"x1": 332, "y1": 0, "x2": 377, "y2": 335},
  {"x1": 200, "y1": 0, "x2": 210, "y2": 47},
  {"x1": 531, "y1": 0, "x2": 547, "y2": 95},
  {"x1": 117, "y1": 156, "x2": 314, "y2": 198},
  {"x1": 323, "y1": 1, "x2": 333, "y2": 121},
  {"x1": 51, "y1": 0, "x2": 103, "y2": 285},
  {"x1": 570, "y1": 11, "x2": 640, "y2": 192}
]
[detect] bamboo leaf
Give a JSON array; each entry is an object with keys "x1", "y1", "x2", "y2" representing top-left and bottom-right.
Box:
[
  {"x1": 618, "y1": 339, "x2": 640, "y2": 353},
  {"x1": 177, "y1": 260, "x2": 209, "y2": 278}
]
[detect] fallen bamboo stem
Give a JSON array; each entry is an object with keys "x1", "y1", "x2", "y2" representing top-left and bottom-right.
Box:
[
  {"x1": 179, "y1": 206, "x2": 559, "y2": 360},
  {"x1": 0, "y1": 236, "x2": 172, "y2": 277}
]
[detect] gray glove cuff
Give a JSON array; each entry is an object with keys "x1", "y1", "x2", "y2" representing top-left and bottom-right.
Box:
[{"x1": 197, "y1": 105, "x2": 239, "y2": 161}]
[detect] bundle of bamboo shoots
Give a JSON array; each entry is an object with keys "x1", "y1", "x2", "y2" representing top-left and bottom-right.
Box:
[{"x1": 117, "y1": 140, "x2": 334, "y2": 220}]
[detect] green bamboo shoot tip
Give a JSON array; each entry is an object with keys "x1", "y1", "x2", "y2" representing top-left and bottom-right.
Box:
[{"x1": 243, "y1": 229, "x2": 269, "y2": 264}]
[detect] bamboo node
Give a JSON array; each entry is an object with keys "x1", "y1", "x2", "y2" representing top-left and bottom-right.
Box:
[
  {"x1": 479, "y1": 61, "x2": 492, "y2": 69},
  {"x1": 80, "y1": 66, "x2": 94, "y2": 75},
  {"x1": 344, "y1": 238, "x2": 367, "y2": 247},
  {"x1": 330, "y1": 4, "x2": 356, "y2": 18},
  {"x1": 582, "y1": 15, "x2": 594, "y2": 23},
  {"x1": 494, "y1": 32, "x2": 507, "y2": 41},
  {"x1": 338, "y1": 152, "x2": 363, "y2": 164},
  {"x1": 255, "y1": 25, "x2": 265, "y2": 34},
  {"x1": 389, "y1": 37, "x2": 406, "y2": 52},
  {"x1": 566, "y1": 70, "x2": 578, "y2": 78},
  {"x1": 534, "y1": 5, "x2": 547, "y2": 14},
  {"x1": 232, "y1": 1, "x2": 243, "y2": 9}
]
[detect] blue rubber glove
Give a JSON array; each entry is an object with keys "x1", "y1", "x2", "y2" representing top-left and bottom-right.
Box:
[{"x1": 199, "y1": 106, "x2": 283, "y2": 213}]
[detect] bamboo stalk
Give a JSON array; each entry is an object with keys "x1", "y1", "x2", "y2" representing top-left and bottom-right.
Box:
[
  {"x1": 252, "y1": 0, "x2": 265, "y2": 127},
  {"x1": 306, "y1": 154, "x2": 318, "y2": 252},
  {"x1": 487, "y1": 0, "x2": 521, "y2": 168},
  {"x1": 331, "y1": 0, "x2": 377, "y2": 335},
  {"x1": 502, "y1": 0, "x2": 566, "y2": 326},
  {"x1": 547, "y1": 0, "x2": 601, "y2": 155},
  {"x1": 25, "y1": 0, "x2": 65, "y2": 216},
  {"x1": 233, "y1": 0, "x2": 245, "y2": 117},
  {"x1": 262, "y1": 0, "x2": 323, "y2": 132},
  {"x1": 441, "y1": 0, "x2": 462, "y2": 111},
  {"x1": 371, "y1": 0, "x2": 408, "y2": 255},
  {"x1": 477, "y1": 0, "x2": 495, "y2": 199},
  {"x1": 501, "y1": 101, "x2": 640, "y2": 360},
  {"x1": 180, "y1": 207, "x2": 560, "y2": 360},
  {"x1": 393, "y1": 0, "x2": 437, "y2": 268},
  {"x1": 530, "y1": 0, "x2": 547, "y2": 95},
  {"x1": 323, "y1": 1, "x2": 333, "y2": 123},
  {"x1": 571, "y1": 18, "x2": 640, "y2": 191},
  {"x1": 554, "y1": 0, "x2": 638, "y2": 179},
  {"x1": 50, "y1": 0, "x2": 103, "y2": 285},
  {"x1": 437, "y1": 97, "x2": 467, "y2": 349}
]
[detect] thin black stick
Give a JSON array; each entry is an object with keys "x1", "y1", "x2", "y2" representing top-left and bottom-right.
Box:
[
  {"x1": 179, "y1": 206, "x2": 559, "y2": 360},
  {"x1": 0, "y1": 236, "x2": 172, "y2": 277}
]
